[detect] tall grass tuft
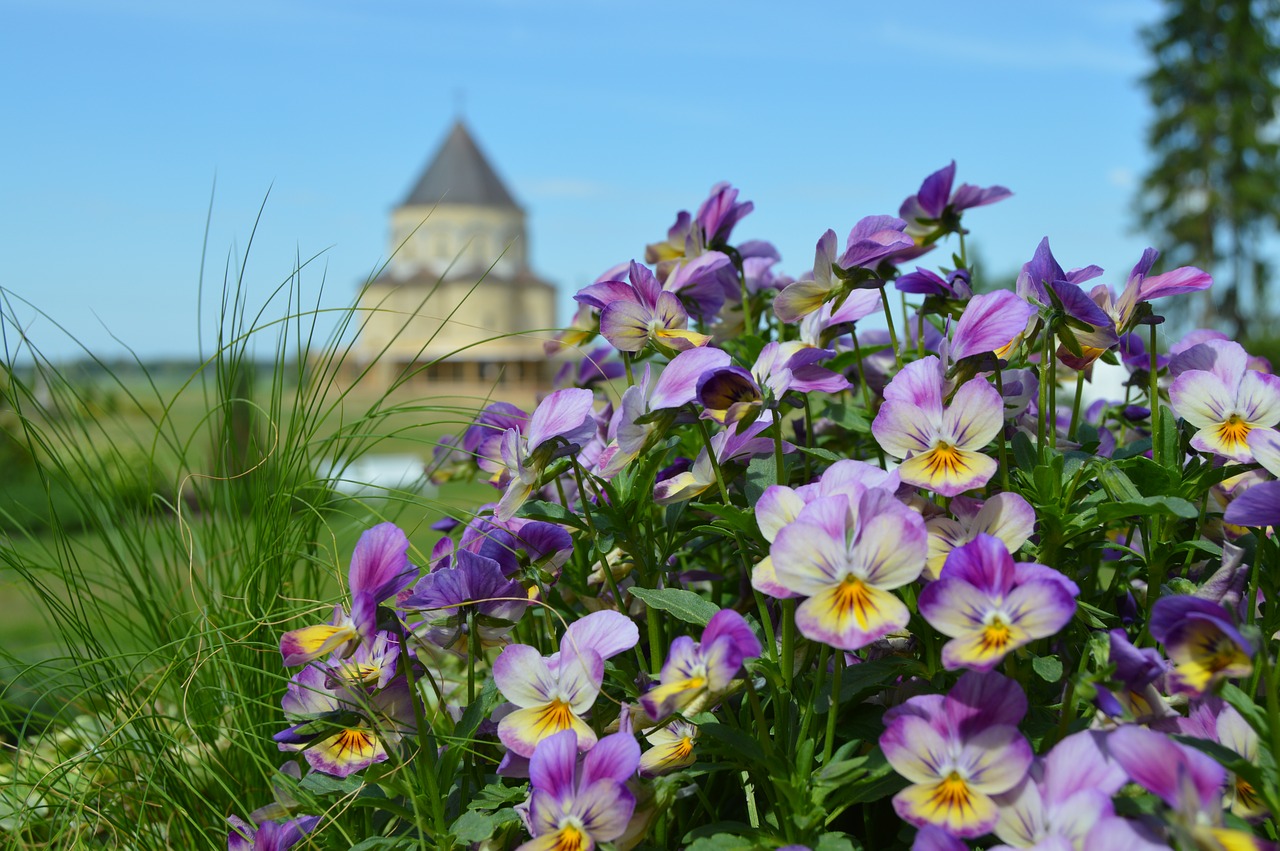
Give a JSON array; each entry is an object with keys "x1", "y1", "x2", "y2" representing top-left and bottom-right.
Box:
[{"x1": 0, "y1": 208, "x2": 534, "y2": 847}]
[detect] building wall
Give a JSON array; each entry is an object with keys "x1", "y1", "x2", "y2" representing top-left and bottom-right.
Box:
[{"x1": 387, "y1": 204, "x2": 527, "y2": 281}]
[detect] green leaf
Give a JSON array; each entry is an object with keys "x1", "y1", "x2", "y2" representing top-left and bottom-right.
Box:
[
  {"x1": 520, "y1": 500, "x2": 587, "y2": 530},
  {"x1": 822, "y1": 402, "x2": 871, "y2": 434},
  {"x1": 795, "y1": 445, "x2": 844, "y2": 465},
  {"x1": 349, "y1": 839, "x2": 417, "y2": 851},
  {"x1": 628, "y1": 587, "x2": 720, "y2": 627},
  {"x1": 746, "y1": 453, "x2": 779, "y2": 504},
  {"x1": 1032, "y1": 654, "x2": 1064, "y2": 683},
  {"x1": 451, "y1": 808, "x2": 520, "y2": 843},
  {"x1": 815, "y1": 834, "x2": 860, "y2": 851},
  {"x1": 1096, "y1": 495, "x2": 1198, "y2": 524},
  {"x1": 1011, "y1": 430, "x2": 1038, "y2": 473},
  {"x1": 684, "y1": 832, "x2": 761, "y2": 851},
  {"x1": 1097, "y1": 463, "x2": 1144, "y2": 502},
  {"x1": 299, "y1": 771, "x2": 366, "y2": 796}
]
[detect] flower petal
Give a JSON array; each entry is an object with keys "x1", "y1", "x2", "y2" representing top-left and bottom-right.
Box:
[
  {"x1": 898, "y1": 445, "x2": 997, "y2": 497},
  {"x1": 795, "y1": 580, "x2": 909, "y2": 650}
]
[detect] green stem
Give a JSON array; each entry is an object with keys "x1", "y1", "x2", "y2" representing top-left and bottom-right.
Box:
[
  {"x1": 1149, "y1": 322, "x2": 1161, "y2": 468},
  {"x1": 623, "y1": 351, "x2": 635, "y2": 387},
  {"x1": 781, "y1": 599, "x2": 796, "y2": 692},
  {"x1": 1038, "y1": 324, "x2": 1052, "y2": 460},
  {"x1": 994, "y1": 365, "x2": 1011, "y2": 492},
  {"x1": 824, "y1": 651, "x2": 843, "y2": 765},
  {"x1": 1067, "y1": 371, "x2": 1085, "y2": 441},
  {"x1": 849, "y1": 324, "x2": 886, "y2": 470},
  {"x1": 879, "y1": 287, "x2": 903, "y2": 370}
]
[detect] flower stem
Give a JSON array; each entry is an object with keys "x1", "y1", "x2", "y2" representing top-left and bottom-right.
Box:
[
  {"x1": 879, "y1": 287, "x2": 903, "y2": 370},
  {"x1": 1148, "y1": 322, "x2": 1161, "y2": 468},
  {"x1": 994, "y1": 365, "x2": 1011, "y2": 492},
  {"x1": 823, "y1": 651, "x2": 843, "y2": 765},
  {"x1": 1067, "y1": 371, "x2": 1085, "y2": 442}
]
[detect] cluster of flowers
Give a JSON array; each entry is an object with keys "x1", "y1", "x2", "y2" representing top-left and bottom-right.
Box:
[{"x1": 235, "y1": 164, "x2": 1280, "y2": 850}]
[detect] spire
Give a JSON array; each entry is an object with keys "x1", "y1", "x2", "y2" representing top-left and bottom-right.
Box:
[{"x1": 402, "y1": 121, "x2": 520, "y2": 209}]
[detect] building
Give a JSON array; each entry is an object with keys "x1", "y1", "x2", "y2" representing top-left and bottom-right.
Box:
[{"x1": 349, "y1": 121, "x2": 558, "y2": 395}]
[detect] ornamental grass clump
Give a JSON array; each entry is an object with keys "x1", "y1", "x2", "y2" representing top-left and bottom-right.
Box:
[{"x1": 11, "y1": 162, "x2": 1280, "y2": 850}]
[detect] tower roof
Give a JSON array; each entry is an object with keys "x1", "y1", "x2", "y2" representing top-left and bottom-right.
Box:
[{"x1": 401, "y1": 121, "x2": 520, "y2": 209}]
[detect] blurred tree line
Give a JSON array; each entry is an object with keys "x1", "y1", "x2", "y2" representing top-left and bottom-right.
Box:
[{"x1": 1139, "y1": 0, "x2": 1280, "y2": 338}]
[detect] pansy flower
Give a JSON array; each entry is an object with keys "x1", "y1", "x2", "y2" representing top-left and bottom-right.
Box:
[
  {"x1": 495, "y1": 388, "x2": 597, "y2": 521},
  {"x1": 575, "y1": 261, "x2": 710, "y2": 354},
  {"x1": 990, "y1": 730, "x2": 1129, "y2": 851},
  {"x1": 639, "y1": 610, "x2": 761, "y2": 719},
  {"x1": 768, "y1": 488, "x2": 927, "y2": 650},
  {"x1": 1109, "y1": 724, "x2": 1268, "y2": 850},
  {"x1": 924, "y1": 493, "x2": 1036, "y2": 581},
  {"x1": 899, "y1": 161, "x2": 1012, "y2": 248},
  {"x1": 652, "y1": 415, "x2": 788, "y2": 505},
  {"x1": 1179, "y1": 698, "x2": 1264, "y2": 820},
  {"x1": 871, "y1": 356, "x2": 1003, "y2": 497},
  {"x1": 495, "y1": 611, "x2": 639, "y2": 757},
  {"x1": 227, "y1": 813, "x2": 320, "y2": 851},
  {"x1": 1149, "y1": 595, "x2": 1253, "y2": 698},
  {"x1": 918, "y1": 535, "x2": 1077, "y2": 671},
  {"x1": 880, "y1": 672, "x2": 1033, "y2": 838},
  {"x1": 280, "y1": 523, "x2": 416, "y2": 667},
  {"x1": 774, "y1": 219, "x2": 914, "y2": 323},
  {"x1": 399, "y1": 550, "x2": 528, "y2": 653},
  {"x1": 639, "y1": 719, "x2": 700, "y2": 776},
  {"x1": 1225, "y1": 429, "x2": 1280, "y2": 527},
  {"x1": 1169, "y1": 339, "x2": 1280, "y2": 463},
  {"x1": 518, "y1": 729, "x2": 639, "y2": 851},
  {"x1": 275, "y1": 667, "x2": 415, "y2": 778}
]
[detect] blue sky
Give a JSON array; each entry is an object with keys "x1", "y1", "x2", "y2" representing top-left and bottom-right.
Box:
[{"x1": 1, "y1": 0, "x2": 1162, "y2": 362}]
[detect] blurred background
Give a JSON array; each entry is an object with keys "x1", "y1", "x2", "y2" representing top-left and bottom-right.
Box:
[{"x1": 9, "y1": 0, "x2": 1274, "y2": 366}]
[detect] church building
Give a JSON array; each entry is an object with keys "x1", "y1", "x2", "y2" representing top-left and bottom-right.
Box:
[{"x1": 350, "y1": 122, "x2": 558, "y2": 395}]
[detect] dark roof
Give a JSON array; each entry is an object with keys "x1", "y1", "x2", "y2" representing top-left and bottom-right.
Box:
[{"x1": 402, "y1": 121, "x2": 520, "y2": 209}]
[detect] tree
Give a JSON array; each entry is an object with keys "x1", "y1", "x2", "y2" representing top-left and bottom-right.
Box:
[{"x1": 1138, "y1": 0, "x2": 1280, "y2": 335}]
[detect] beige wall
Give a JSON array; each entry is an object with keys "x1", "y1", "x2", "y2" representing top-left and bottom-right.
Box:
[
  {"x1": 353, "y1": 278, "x2": 557, "y2": 363},
  {"x1": 388, "y1": 204, "x2": 527, "y2": 280}
]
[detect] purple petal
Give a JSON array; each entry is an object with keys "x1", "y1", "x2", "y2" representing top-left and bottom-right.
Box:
[
  {"x1": 526, "y1": 388, "x2": 595, "y2": 452},
  {"x1": 1224, "y1": 480, "x2": 1280, "y2": 527},
  {"x1": 916, "y1": 162, "x2": 955, "y2": 219},
  {"x1": 649, "y1": 347, "x2": 732, "y2": 411},
  {"x1": 701, "y1": 609, "x2": 762, "y2": 662},
  {"x1": 1138, "y1": 265, "x2": 1213, "y2": 302},
  {"x1": 599, "y1": 300, "x2": 658, "y2": 352},
  {"x1": 572, "y1": 778, "x2": 636, "y2": 841},
  {"x1": 1108, "y1": 724, "x2": 1225, "y2": 811},
  {"x1": 944, "y1": 670, "x2": 1028, "y2": 736},
  {"x1": 562, "y1": 610, "x2": 640, "y2": 663},
  {"x1": 941, "y1": 376, "x2": 1003, "y2": 451},
  {"x1": 493, "y1": 644, "x2": 557, "y2": 707},
  {"x1": 950, "y1": 290, "x2": 1035, "y2": 361},
  {"x1": 348, "y1": 522, "x2": 415, "y2": 602},
  {"x1": 529, "y1": 729, "x2": 579, "y2": 801},
  {"x1": 580, "y1": 730, "x2": 641, "y2": 788},
  {"x1": 1043, "y1": 730, "x2": 1129, "y2": 802},
  {"x1": 938, "y1": 534, "x2": 1017, "y2": 597}
]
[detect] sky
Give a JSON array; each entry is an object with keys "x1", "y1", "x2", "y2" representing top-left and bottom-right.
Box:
[{"x1": 1, "y1": 0, "x2": 1165, "y2": 363}]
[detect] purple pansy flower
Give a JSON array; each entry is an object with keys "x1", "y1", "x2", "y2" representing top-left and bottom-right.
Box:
[
  {"x1": 1169, "y1": 339, "x2": 1280, "y2": 464},
  {"x1": 899, "y1": 161, "x2": 1012, "y2": 246},
  {"x1": 495, "y1": 388, "x2": 597, "y2": 521},
  {"x1": 1149, "y1": 595, "x2": 1253, "y2": 698},
  {"x1": 880, "y1": 671, "x2": 1033, "y2": 838},
  {"x1": 872, "y1": 357, "x2": 1004, "y2": 497},
  {"x1": 518, "y1": 729, "x2": 639, "y2": 851},
  {"x1": 919, "y1": 535, "x2": 1077, "y2": 671},
  {"x1": 227, "y1": 814, "x2": 319, "y2": 851},
  {"x1": 924, "y1": 493, "x2": 1036, "y2": 581},
  {"x1": 768, "y1": 488, "x2": 927, "y2": 650},
  {"x1": 280, "y1": 523, "x2": 416, "y2": 667},
  {"x1": 639, "y1": 610, "x2": 762, "y2": 719},
  {"x1": 399, "y1": 550, "x2": 528, "y2": 653}
]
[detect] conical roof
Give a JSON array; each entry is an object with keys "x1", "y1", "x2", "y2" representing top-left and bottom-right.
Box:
[{"x1": 402, "y1": 121, "x2": 520, "y2": 208}]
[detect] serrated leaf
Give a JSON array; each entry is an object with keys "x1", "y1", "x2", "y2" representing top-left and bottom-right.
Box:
[
  {"x1": 451, "y1": 808, "x2": 520, "y2": 843},
  {"x1": 1032, "y1": 655, "x2": 1064, "y2": 683},
  {"x1": 699, "y1": 722, "x2": 766, "y2": 764},
  {"x1": 349, "y1": 838, "x2": 417, "y2": 851},
  {"x1": 299, "y1": 771, "x2": 366, "y2": 796},
  {"x1": 629, "y1": 587, "x2": 720, "y2": 627},
  {"x1": 815, "y1": 834, "x2": 859, "y2": 851},
  {"x1": 815, "y1": 657, "x2": 918, "y2": 712},
  {"x1": 746, "y1": 453, "x2": 779, "y2": 504}
]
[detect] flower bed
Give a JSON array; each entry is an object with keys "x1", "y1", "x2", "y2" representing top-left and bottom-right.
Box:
[{"x1": 243, "y1": 167, "x2": 1280, "y2": 850}]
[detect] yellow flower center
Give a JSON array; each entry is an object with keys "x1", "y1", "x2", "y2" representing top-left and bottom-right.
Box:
[
  {"x1": 923, "y1": 442, "x2": 971, "y2": 478},
  {"x1": 332, "y1": 728, "x2": 376, "y2": 759},
  {"x1": 834, "y1": 576, "x2": 875, "y2": 630},
  {"x1": 924, "y1": 771, "x2": 976, "y2": 818},
  {"x1": 551, "y1": 824, "x2": 588, "y2": 851},
  {"x1": 1215, "y1": 414, "x2": 1252, "y2": 452},
  {"x1": 673, "y1": 736, "x2": 695, "y2": 761},
  {"x1": 532, "y1": 699, "x2": 577, "y2": 738},
  {"x1": 980, "y1": 616, "x2": 1012, "y2": 653}
]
